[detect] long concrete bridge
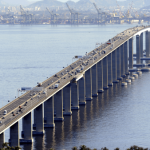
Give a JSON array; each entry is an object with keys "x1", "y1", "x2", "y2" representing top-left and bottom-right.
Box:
[{"x1": 0, "y1": 25, "x2": 150, "y2": 148}]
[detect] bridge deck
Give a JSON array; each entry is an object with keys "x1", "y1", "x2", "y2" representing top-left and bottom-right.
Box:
[{"x1": 0, "y1": 25, "x2": 147, "y2": 134}]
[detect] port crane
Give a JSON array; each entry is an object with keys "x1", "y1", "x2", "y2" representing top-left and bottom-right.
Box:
[
  {"x1": 93, "y1": 3, "x2": 107, "y2": 24},
  {"x1": 20, "y1": 5, "x2": 28, "y2": 23},
  {"x1": 6, "y1": 8, "x2": 15, "y2": 24},
  {"x1": 93, "y1": 3, "x2": 101, "y2": 23},
  {"x1": 125, "y1": 2, "x2": 133, "y2": 18},
  {"x1": 46, "y1": 7, "x2": 58, "y2": 24},
  {"x1": 20, "y1": 5, "x2": 34, "y2": 24},
  {"x1": 116, "y1": 1, "x2": 124, "y2": 18},
  {"x1": 66, "y1": 3, "x2": 79, "y2": 24}
]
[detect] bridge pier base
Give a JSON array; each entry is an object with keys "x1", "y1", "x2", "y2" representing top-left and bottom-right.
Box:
[
  {"x1": 33, "y1": 104, "x2": 45, "y2": 135},
  {"x1": 117, "y1": 47, "x2": 123, "y2": 80},
  {"x1": 0, "y1": 132, "x2": 4, "y2": 148},
  {"x1": 103, "y1": 56, "x2": 109, "y2": 89},
  {"x1": 129, "y1": 38, "x2": 133, "y2": 77},
  {"x1": 21, "y1": 112, "x2": 33, "y2": 143},
  {"x1": 124, "y1": 41, "x2": 129, "y2": 75},
  {"x1": 44, "y1": 97, "x2": 55, "y2": 127},
  {"x1": 92, "y1": 64, "x2": 98, "y2": 96},
  {"x1": 112, "y1": 50, "x2": 119, "y2": 83},
  {"x1": 108, "y1": 53, "x2": 113, "y2": 86},
  {"x1": 63, "y1": 84, "x2": 72, "y2": 116},
  {"x1": 85, "y1": 69, "x2": 93, "y2": 100},
  {"x1": 54, "y1": 90, "x2": 64, "y2": 121},
  {"x1": 71, "y1": 82, "x2": 79, "y2": 110},
  {"x1": 10, "y1": 122, "x2": 19, "y2": 147},
  {"x1": 97, "y1": 60, "x2": 104, "y2": 93},
  {"x1": 121, "y1": 44, "x2": 126, "y2": 77},
  {"x1": 79, "y1": 77, "x2": 86, "y2": 105},
  {"x1": 140, "y1": 33, "x2": 143, "y2": 64},
  {"x1": 136, "y1": 35, "x2": 141, "y2": 65},
  {"x1": 145, "y1": 31, "x2": 150, "y2": 64}
]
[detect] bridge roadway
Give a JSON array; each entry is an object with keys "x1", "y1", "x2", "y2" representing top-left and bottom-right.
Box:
[{"x1": 0, "y1": 25, "x2": 148, "y2": 135}]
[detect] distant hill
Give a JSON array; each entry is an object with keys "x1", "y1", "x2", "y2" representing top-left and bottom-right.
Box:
[
  {"x1": 27, "y1": 0, "x2": 150, "y2": 10},
  {"x1": 3, "y1": 0, "x2": 31, "y2": 6},
  {"x1": 0, "y1": 0, "x2": 7, "y2": 6},
  {"x1": 67, "y1": 1, "x2": 76, "y2": 6},
  {"x1": 140, "y1": 0, "x2": 150, "y2": 10},
  {"x1": 1, "y1": 0, "x2": 150, "y2": 9},
  {"x1": 140, "y1": 5, "x2": 150, "y2": 10},
  {"x1": 29, "y1": 0, "x2": 64, "y2": 8},
  {"x1": 143, "y1": 0, "x2": 150, "y2": 6},
  {"x1": 28, "y1": 0, "x2": 115, "y2": 10}
]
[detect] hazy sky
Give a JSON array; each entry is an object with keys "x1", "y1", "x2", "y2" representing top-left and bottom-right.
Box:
[{"x1": 29, "y1": 0, "x2": 80, "y2": 2}]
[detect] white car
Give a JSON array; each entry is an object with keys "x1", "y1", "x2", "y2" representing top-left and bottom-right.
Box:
[
  {"x1": 3, "y1": 110, "x2": 7, "y2": 115},
  {"x1": 43, "y1": 91, "x2": 46, "y2": 94},
  {"x1": 54, "y1": 84, "x2": 59, "y2": 88}
]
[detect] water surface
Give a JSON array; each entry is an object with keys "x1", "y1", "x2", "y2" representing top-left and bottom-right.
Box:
[{"x1": 0, "y1": 24, "x2": 149, "y2": 150}]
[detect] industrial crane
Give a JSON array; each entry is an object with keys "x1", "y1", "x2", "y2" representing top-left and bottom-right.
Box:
[
  {"x1": 66, "y1": 3, "x2": 79, "y2": 24},
  {"x1": 93, "y1": 3, "x2": 107, "y2": 24},
  {"x1": 116, "y1": 1, "x2": 124, "y2": 19},
  {"x1": 93, "y1": 3, "x2": 101, "y2": 23},
  {"x1": 46, "y1": 7, "x2": 58, "y2": 24},
  {"x1": 20, "y1": 5, "x2": 34, "y2": 24},
  {"x1": 20, "y1": 5, "x2": 27, "y2": 23},
  {"x1": 126, "y1": 2, "x2": 133, "y2": 18},
  {"x1": 6, "y1": 8, "x2": 15, "y2": 24}
]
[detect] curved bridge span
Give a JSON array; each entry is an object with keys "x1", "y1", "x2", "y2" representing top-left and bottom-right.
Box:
[{"x1": 0, "y1": 25, "x2": 150, "y2": 147}]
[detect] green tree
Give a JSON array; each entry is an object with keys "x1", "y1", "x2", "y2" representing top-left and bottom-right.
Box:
[
  {"x1": 86, "y1": 148, "x2": 91, "y2": 150},
  {"x1": 101, "y1": 147, "x2": 109, "y2": 150},
  {"x1": 0, "y1": 143, "x2": 21, "y2": 150},
  {"x1": 80, "y1": 145, "x2": 87, "y2": 150},
  {"x1": 2, "y1": 143, "x2": 9, "y2": 148},
  {"x1": 72, "y1": 147, "x2": 78, "y2": 150},
  {"x1": 7, "y1": 146, "x2": 14, "y2": 150},
  {"x1": 14, "y1": 146, "x2": 21, "y2": 150}
]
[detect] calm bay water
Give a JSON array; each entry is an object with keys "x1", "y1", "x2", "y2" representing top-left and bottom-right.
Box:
[{"x1": 0, "y1": 24, "x2": 150, "y2": 150}]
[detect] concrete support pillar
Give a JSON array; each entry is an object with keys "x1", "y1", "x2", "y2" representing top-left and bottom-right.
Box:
[
  {"x1": 54, "y1": 90, "x2": 64, "y2": 121},
  {"x1": 85, "y1": 69, "x2": 92, "y2": 100},
  {"x1": 79, "y1": 76, "x2": 86, "y2": 105},
  {"x1": 21, "y1": 112, "x2": 33, "y2": 143},
  {"x1": 0, "y1": 132, "x2": 4, "y2": 148},
  {"x1": 63, "y1": 84, "x2": 72, "y2": 115},
  {"x1": 92, "y1": 64, "x2": 98, "y2": 96},
  {"x1": 108, "y1": 53, "x2": 113, "y2": 86},
  {"x1": 44, "y1": 97, "x2": 55, "y2": 127},
  {"x1": 112, "y1": 50, "x2": 119, "y2": 83},
  {"x1": 145, "y1": 31, "x2": 150, "y2": 63},
  {"x1": 124, "y1": 41, "x2": 129, "y2": 74},
  {"x1": 10, "y1": 122, "x2": 19, "y2": 147},
  {"x1": 129, "y1": 38, "x2": 133, "y2": 76},
  {"x1": 121, "y1": 44, "x2": 125, "y2": 77},
  {"x1": 71, "y1": 82, "x2": 79, "y2": 109},
  {"x1": 117, "y1": 47, "x2": 122, "y2": 80},
  {"x1": 136, "y1": 35, "x2": 140, "y2": 64},
  {"x1": 33, "y1": 104, "x2": 44, "y2": 135},
  {"x1": 140, "y1": 33, "x2": 143, "y2": 64},
  {"x1": 97, "y1": 60, "x2": 104, "y2": 92},
  {"x1": 103, "y1": 56, "x2": 109, "y2": 89}
]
